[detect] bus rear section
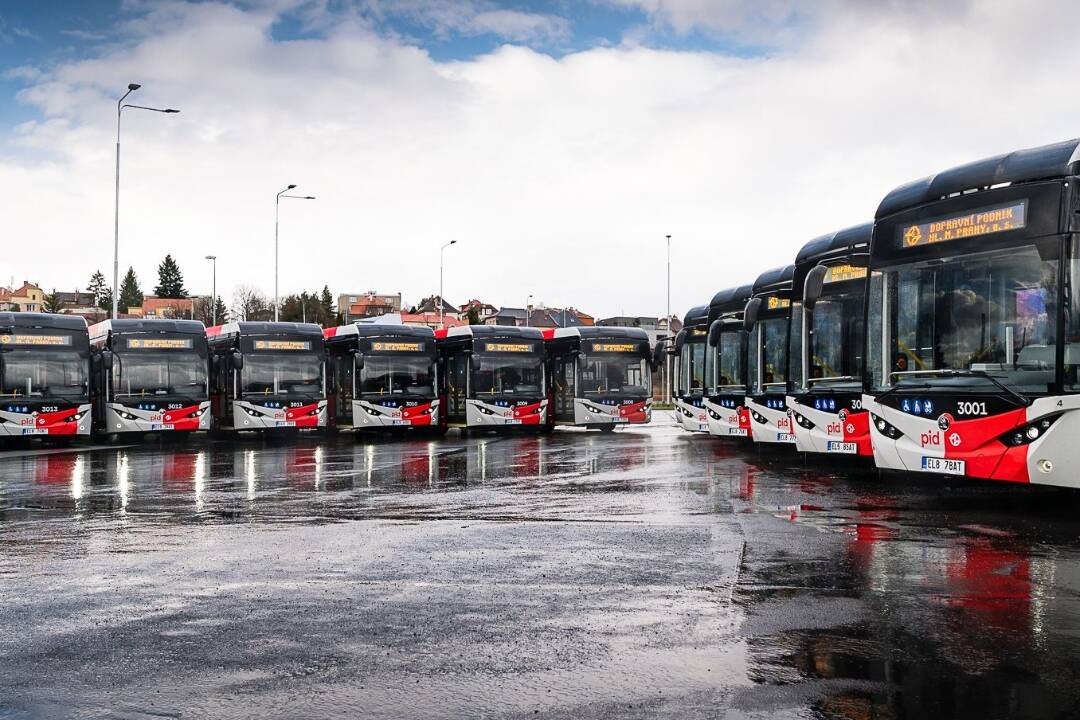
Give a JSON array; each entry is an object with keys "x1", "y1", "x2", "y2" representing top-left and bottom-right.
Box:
[
  {"x1": 864, "y1": 138, "x2": 1080, "y2": 488},
  {"x1": 673, "y1": 305, "x2": 709, "y2": 432},
  {"x1": 436, "y1": 325, "x2": 547, "y2": 429},
  {"x1": 546, "y1": 327, "x2": 652, "y2": 430},
  {"x1": 744, "y1": 265, "x2": 798, "y2": 446},
  {"x1": 89, "y1": 319, "x2": 211, "y2": 435},
  {"x1": 786, "y1": 224, "x2": 873, "y2": 458},
  {"x1": 703, "y1": 285, "x2": 753, "y2": 439},
  {"x1": 325, "y1": 323, "x2": 442, "y2": 432},
  {"x1": 0, "y1": 313, "x2": 92, "y2": 438},
  {"x1": 207, "y1": 321, "x2": 327, "y2": 431}
]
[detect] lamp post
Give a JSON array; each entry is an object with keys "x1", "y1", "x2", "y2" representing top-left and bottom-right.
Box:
[
  {"x1": 665, "y1": 234, "x2": 672, "y2": 404},
  {"x1": 439, "y1": 240, "x2": 457, "y2": 328},
  {"x1": 275, "y1": 185, "x2": 316, "y2": 321},
  {"x1": 526, "y1": 294, "x2": 533, "y2": 327},
  {"x1": 204, "y1": 255, "x2": 217, "y2": 326},
  {"x1": 112, "y1": 83, "x2": 179, "y2": 319}
]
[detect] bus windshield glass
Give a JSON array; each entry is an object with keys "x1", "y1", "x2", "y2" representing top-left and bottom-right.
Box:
[
  {"x1": 0, "y1": 349, "x2": 88, "y2": 400},
  {"x1": 578, "y1": 354, "x2": 650, "y2": 397},
  {"x1": 474, "y1": 354, "x2": 543, "y2": 396},
  {"x1": 869, "y1": 245, "x2": 1056, "y2": 394},
  {"x1": 113, "y1": 351, "x2": 207, "y2": 399},
  {"x1": 758, "y1": 316, "x2": 788, "y2": 390},
  {"x1": 242, "y1": 353, "x2": 323, "y2": 397},
  {"x1": 360, "y1": 355, "x2": 436, "y2": 398},
  {"x1": 806, "y1": 285, "x2": 864, "y2": 389},
  {"x1": 717, "y1": 329, "x2": 744, "y2": 389},
  {"x1": 679, "y1": 339, "x2": 706, "y2": 397}
]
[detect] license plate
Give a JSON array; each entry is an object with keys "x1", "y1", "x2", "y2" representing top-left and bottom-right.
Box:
[
  {"x1": 150, "y1": 424, "x2": 175, "y2": 431},
  {"x1": 776, "y1": 433, "x2": 796, "y2": 443},
  {"x1": 275, "y1": 421, "x2": 296, "y2": 427},
  {"x1": 22, "y1": 428, "x2": 49, "y2": 435},
  {"x1": 390, "y1": 419, "x2": 408, "y2": 426},
  {"x1": 611, "y1": 417, "x2": 628, "y2": 423},
  {"x1": 827, "y1": 441, "x2": 858, "y2": 454},
  {"x1": 698, "y1": 423, "x2": 709, "y2": 432},
  {"x1": 727, "y1": 428, "x2": 748, "y2": 437},
  {"x1": 504, "y1": 419, "x2": 522, "y2": 425},
  {"x1": 922, "y1": 457, "x2": 965, "y2": 475}
]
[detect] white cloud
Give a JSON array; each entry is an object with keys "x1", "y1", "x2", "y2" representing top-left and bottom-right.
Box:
[{"x1": 2, "y1": 0, "x2": 1080, "y2": 320}]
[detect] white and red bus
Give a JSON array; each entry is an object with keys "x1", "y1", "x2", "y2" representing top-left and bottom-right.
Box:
[
  {"x1": 743, "y1": 265, "x2": 798, "y2": 446},
  {"x1": 324, "y1": 323, "x2": 442, "y2": 432},
  {"x1": 786, "y1": 224, "x2": 873, "y2": 458},
  {"x1": 544, "y1": 326, "x2": 652, "y2": 430},
  {"x1": 672, "y1": 304, "x2": 710, "y2": 432},
  {"x1": 0, "y1": 313, "x2": 92, "y2": 438},
  {"x1": 435, "y1": 325, "x2": 547, "y2": 429},
  {"x1": 703, "y1": 285, "x2": 754, "y2": 439},
  {"x1": 207, "y1": 321, "x2": 327, "y2": 431},
  {"x1": 89, "y1": 319, "x2": 211, "y2": 435},
  {"x1": 864, "y1": 138, "x2": 1080, "y2": 487}
]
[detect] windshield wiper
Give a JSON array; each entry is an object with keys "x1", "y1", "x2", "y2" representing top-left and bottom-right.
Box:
[
  {"x1": 807, "y1": 375, "x2": 858, "y2": 386},
  {"x1": 886, "y1": 368, "x2": 1029, "y2": 407}
]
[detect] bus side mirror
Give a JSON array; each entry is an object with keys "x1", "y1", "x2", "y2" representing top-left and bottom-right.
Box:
[
  {"x1": 803, "y1": 265, "x2": 829, "y2": 310},
  {"x1": 354, "y1": 354, "x2": 364, "y2": 370},
  {"x1": 743, "y1": 298, "x2": 762, "y2": 332},
  {"x1": 707, "y1": 320, "x2": 722, "y2": 347},
  {"x1": 101, "y1": 350, "x2": 113, "y2": 372},
  {"x1": 231, "y1": 352, "x2": 244, "y2": 371},
  {"x1": 651, "y1": 343, "x2": 665, "y2": 369}
]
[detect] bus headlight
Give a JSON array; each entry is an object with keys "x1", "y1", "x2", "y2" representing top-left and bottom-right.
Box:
[
  {"x1": 750, "y1": 409, "x2": 768, "y2": 424},
  {"x1": 476, "y1": 406, "x2": 495, "y2": 415},
  {"x1": 791, "y1": 411, "x2": 815, "y2": 430},
  {"x1": 707, "y1": 408, "x2": 722, "y2": 420},
  {"x1": 1001, "y1": 414, "x2": 1060, "y2": 447},
  {"x1": 116, "y1": 410, "x2": 139, "y2": 421},
  {"x1": 584, "y1": 403, "x2": 605, "y2": 414},
  {"x1": 870, "y1": 413, "x2": 902, "y2": 440}
]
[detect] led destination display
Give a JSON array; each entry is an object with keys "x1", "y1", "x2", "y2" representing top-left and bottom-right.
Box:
[
  {"x1": 0, "y1": 334, "x2": 73, "y2": 347},
  {"x1": 483, "y1": 342, "x2": 536, "y2": 353},
  {"x1": 253, "y1": 340, "x2": 312, "y2": 351},
  {"x1": 126, "y1": 338, "x2": 193, "y2": 350},
  {"x1": 823, "y1": 264, "x2": 867, "y2": 284},
  {"x1": 371, "y1": 341, "x2": 425, "y2": 352},
  {"x1": 898, "y1": 201, "x2": 1027, "y2": 249}
]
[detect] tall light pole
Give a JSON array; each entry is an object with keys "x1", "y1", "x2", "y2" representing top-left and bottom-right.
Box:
[
  {"x1": 275, "y1": 185, "x2": 316, "y2": 321},
  {"x1": 205, "y1": 255, "x2": 217, "y2": 326},
  {"x1": 113, "y1": 83, "x2": 179, "y2": 319},
  {"x1": 665, "y1": 234, "x2": 672, "y2": 404},
  {"x1": 439, "y1": 240, "x2": 457, "y2": 329},
  {"x1": 526, "y1": 294, "x2": 533, "y2": 327}
]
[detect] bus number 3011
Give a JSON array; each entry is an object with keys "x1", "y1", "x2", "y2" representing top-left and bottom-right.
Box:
[{"x1": 957, "y1": 401, "x2": 988, "y2": 416}]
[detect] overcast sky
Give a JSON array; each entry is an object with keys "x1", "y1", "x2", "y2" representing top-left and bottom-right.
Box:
[{"x1": 2, "y1": 0, "x2": 1079, "y2": 319}]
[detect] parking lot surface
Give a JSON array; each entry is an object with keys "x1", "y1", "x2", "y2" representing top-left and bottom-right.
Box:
[{"x1": 2, "y1": 414, "x2": 1080, "y2": 719}]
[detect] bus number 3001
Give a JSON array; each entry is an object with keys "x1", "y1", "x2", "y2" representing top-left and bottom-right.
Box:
[{"x1": 957, "y1": 401, "x2": 988, "y2": 416}]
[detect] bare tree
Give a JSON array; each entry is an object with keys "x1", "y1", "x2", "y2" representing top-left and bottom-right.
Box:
[{"x1": 232, "y1": 285, "x2": 273, "y2": 322}]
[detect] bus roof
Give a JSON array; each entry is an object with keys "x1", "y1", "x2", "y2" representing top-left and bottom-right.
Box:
[
  {"x1": 551, "y1": 326, "x2": 649, "y2": 341},
  {"x1": 324, "y1": 324, "x2": 435, "y2": 340},
  {"x1": 751, "y1": 265, "x2": 795, "y2": 295},
  {"x1": 440, "y1": 325, "x2": 544, "y2": 340},
  {"x1": 206, "y1": 321, "x2": 324, "y2": 338},
  {"x1": 708, "y1": 285, "x2": 753, "y2": 320},
  {"x1": 0, "y1": 312, "x2": 87, "y2": 331},
  {"x1": 877, "y1": 138, "x2": 1080, "y2": 220},
  {"x1": 683, "y1": 304, "x2": 709, "y2": 329},
  {"x1": 795, "y1": 223, "x2": 872, "y2": 267},
  {"x1": 89, "y1": 318, "x2": 205, "y2": 341}
]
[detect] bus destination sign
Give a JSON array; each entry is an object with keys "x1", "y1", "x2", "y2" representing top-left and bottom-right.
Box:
[
  {"x1": 766, "y1": 296, "x2": 791, "y2": 310},
  {"x1": 484, "y1": 342, "x2": 535, "y2": 353},
  {"x1": 898, "y1": 201, "x2": 1027, "y2": 249},
  {"x1": 823, "y1": 264, "x2": 867, "y2": 284},
  {"x1": 588, "y1": 342, "x2": 638, "y2": 353},
  {"x1": 254, "y1": 340, "x2": 312, "y2": 351},
  {"x1": 0, "y1": 334, "x2": 72, "y2": 347},
  {"x1": 126, "y1": 338, "x2": 193, "y2": 350},
  {"x1": 372, "y1": 341, "x2": 424, "y2": 352}
]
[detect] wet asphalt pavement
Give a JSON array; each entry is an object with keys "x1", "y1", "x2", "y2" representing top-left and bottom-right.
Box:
[{"x1": 2, "y1": 413, "x2": 1080, "y2": 719}]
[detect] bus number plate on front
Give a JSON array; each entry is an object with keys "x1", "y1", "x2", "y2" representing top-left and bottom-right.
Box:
[
  {"x1": 827, "y1": 441, "x2": 858, "y2": 454},
  {"x1": 922, "y1": 457, "x2": 965, "y2": 475},
  {"x1": 777, "y1": 433, "x2": 796, "y2": 443},
  {"x1": 275, "y1": 421, "x2": 296, "y2": 427},
  {"x1": 727, "y1": 428, "x2": 748, "y2": 437},
  {"x1": 504, "y1": 419, "x2": 522, "y2": 425},
  {"x1": 21, "y1": 428, "x2": 49, "y2": 435}
]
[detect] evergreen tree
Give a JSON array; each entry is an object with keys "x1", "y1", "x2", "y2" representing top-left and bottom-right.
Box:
[
  {"x1": 320, "y1": 286, "x2": 334, "y2": 319},
  {"x1": 154, "y1": 254, "x2": 187, "y2": 298},
  {"x1": 87, "y1": 270, "x2": 108, "y2": 308},
  {"x1": 214, "y1": 297, "x2": 228, "y2": 325},
  {"x1": 466, "y1": 307, "x2": 481, "y2": 325},
  {"x1": 118, "y1": 267, "x2": 143, "y2": 313},
  {"x1": 98, "y1": 287, "x2": 113, "y2": 313},
  {"x1": 43, "y1": 289, "x2": 63, "y2": 313}
]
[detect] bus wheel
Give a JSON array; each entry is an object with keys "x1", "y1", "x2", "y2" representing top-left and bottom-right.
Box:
[
  {"x1": 599, "y1": 425, "x2": 616, "y2": 433},
  {"x1": 539, "y1": 424, "x2": 555, "y2": 435}
]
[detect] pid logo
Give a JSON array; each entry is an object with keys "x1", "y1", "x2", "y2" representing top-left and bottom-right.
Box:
[
  {"x1": 826, "y1": 421, "x2": 843, "y2": 435},
  {"x1": 920, "y1": 430, "x2": 941, "y2": 447}
]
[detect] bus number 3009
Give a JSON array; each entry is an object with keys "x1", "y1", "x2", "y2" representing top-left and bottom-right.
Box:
[{"x1": 957, "y1": 401, "x2": 988, "y2": 416}]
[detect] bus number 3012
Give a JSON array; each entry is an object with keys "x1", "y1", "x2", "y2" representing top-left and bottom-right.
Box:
[{"x1": 957, "y1": 401, "x2": 988, "y2": 416}]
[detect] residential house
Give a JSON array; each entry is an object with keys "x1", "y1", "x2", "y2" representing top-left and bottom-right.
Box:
[
  {"x1": 459, "y1": 299, "x2": 498, "y2": 321},
  {"x1": 401, "y1": 311, "x2": 465, "y2": 331},
  {"x1": 129, "y1": 296, "x2": 198, "y2": 319},
  {"x1": 338, "y1": 292, "x2": 402, "y2": 323},
  {"x1": 54, "y1": 290, "x2": 104, "y2": 321},
  {"x1": 0, "y1": 281, "x2": 44, "y2": 313},
  {"x1": 413, "y1": 295, "x2": 460, "y2": 320},
  {"x1": 484, "y1": 307, "x2": 528, "y2": 326}
]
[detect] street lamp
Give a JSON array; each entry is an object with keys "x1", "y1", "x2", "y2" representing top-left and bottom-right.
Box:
[
  {"x1": 665, "y1": 234, "x2": 672, "y2": 404},
  {"x1": 526, "y1": 294, "x2": 533, "y2": 327},
  {"x1": 439, "y1": 240, "x2": 457, "y2": 329},
  {"x1": 112, "y1": 83, "x2": 180, "y2": 319},
  {"x1": 275, "y1": 185, "x2": 316, "y2": 321},
  {"x1": 204, "y1": 255, "x2": 217, "y2": 326}
]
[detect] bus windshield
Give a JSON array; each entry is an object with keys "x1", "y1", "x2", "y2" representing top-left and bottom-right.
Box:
[
  {"x1": 0, "y1": 350, "x2": 88, "y2": 400},
  {"x1": 578, "y1": 354, "x2": 650, "y2": 397},
  {"x1": 474, "y1": 354, "x2": 543, "y2": 396},
  {"x1": 360, "y1": 355, "x2": 436, "y2": 398},
  {"x1": 717, "y1": 329, "x2": 744, "y2": 389},
  {"x1": 113, "y1": 351, "x2": 207, "y2": 399},
  {"x1": 679, "y1": 340, "x2": 706, "y2": 397},
  {"x1": 869, "y1": 244, "x2": 1057, "y2": 394},
  {"x1": 756, "y1": 316, "x2": 788, "y2": 392},
  {"x1": 806, "y1": 285, "x2": 864, "y2": 390},
  {"x1": 242, "y1": 353, "x2": 323, "y2": 397}
]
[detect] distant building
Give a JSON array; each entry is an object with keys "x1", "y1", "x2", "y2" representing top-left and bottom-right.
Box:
[
  {"x1": 54, "y1": 290, "x2": 103, "y2": 321},
  {"x1": 129, "y1": 296, "x2": 198, "y2": 319},
  {"x1": 401, "y1": 311, "x2": 465, "y2": 330},
  {"x1": 338, "y1": 292, "x2": 402, "y2": 323},
  {"x1": 597, "y1": 315, "x2": 682, "y2": 348},
  {"x1": 413, "y1": 295, "x2": 460, "y2": 319},
  {"x1": 0, "y1": 281, "x2": 44, "y2": 313},
  {"x1": 459, "y1": 299, "x2": 498, "y2": 319},
  {"x1": 484, "y1": 307, "x2": 528, "y2": 326}
]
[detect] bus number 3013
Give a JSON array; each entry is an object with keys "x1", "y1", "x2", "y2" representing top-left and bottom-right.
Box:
[{"x1": 957, "y1": 401, "x2": 988, "y2": 416}]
